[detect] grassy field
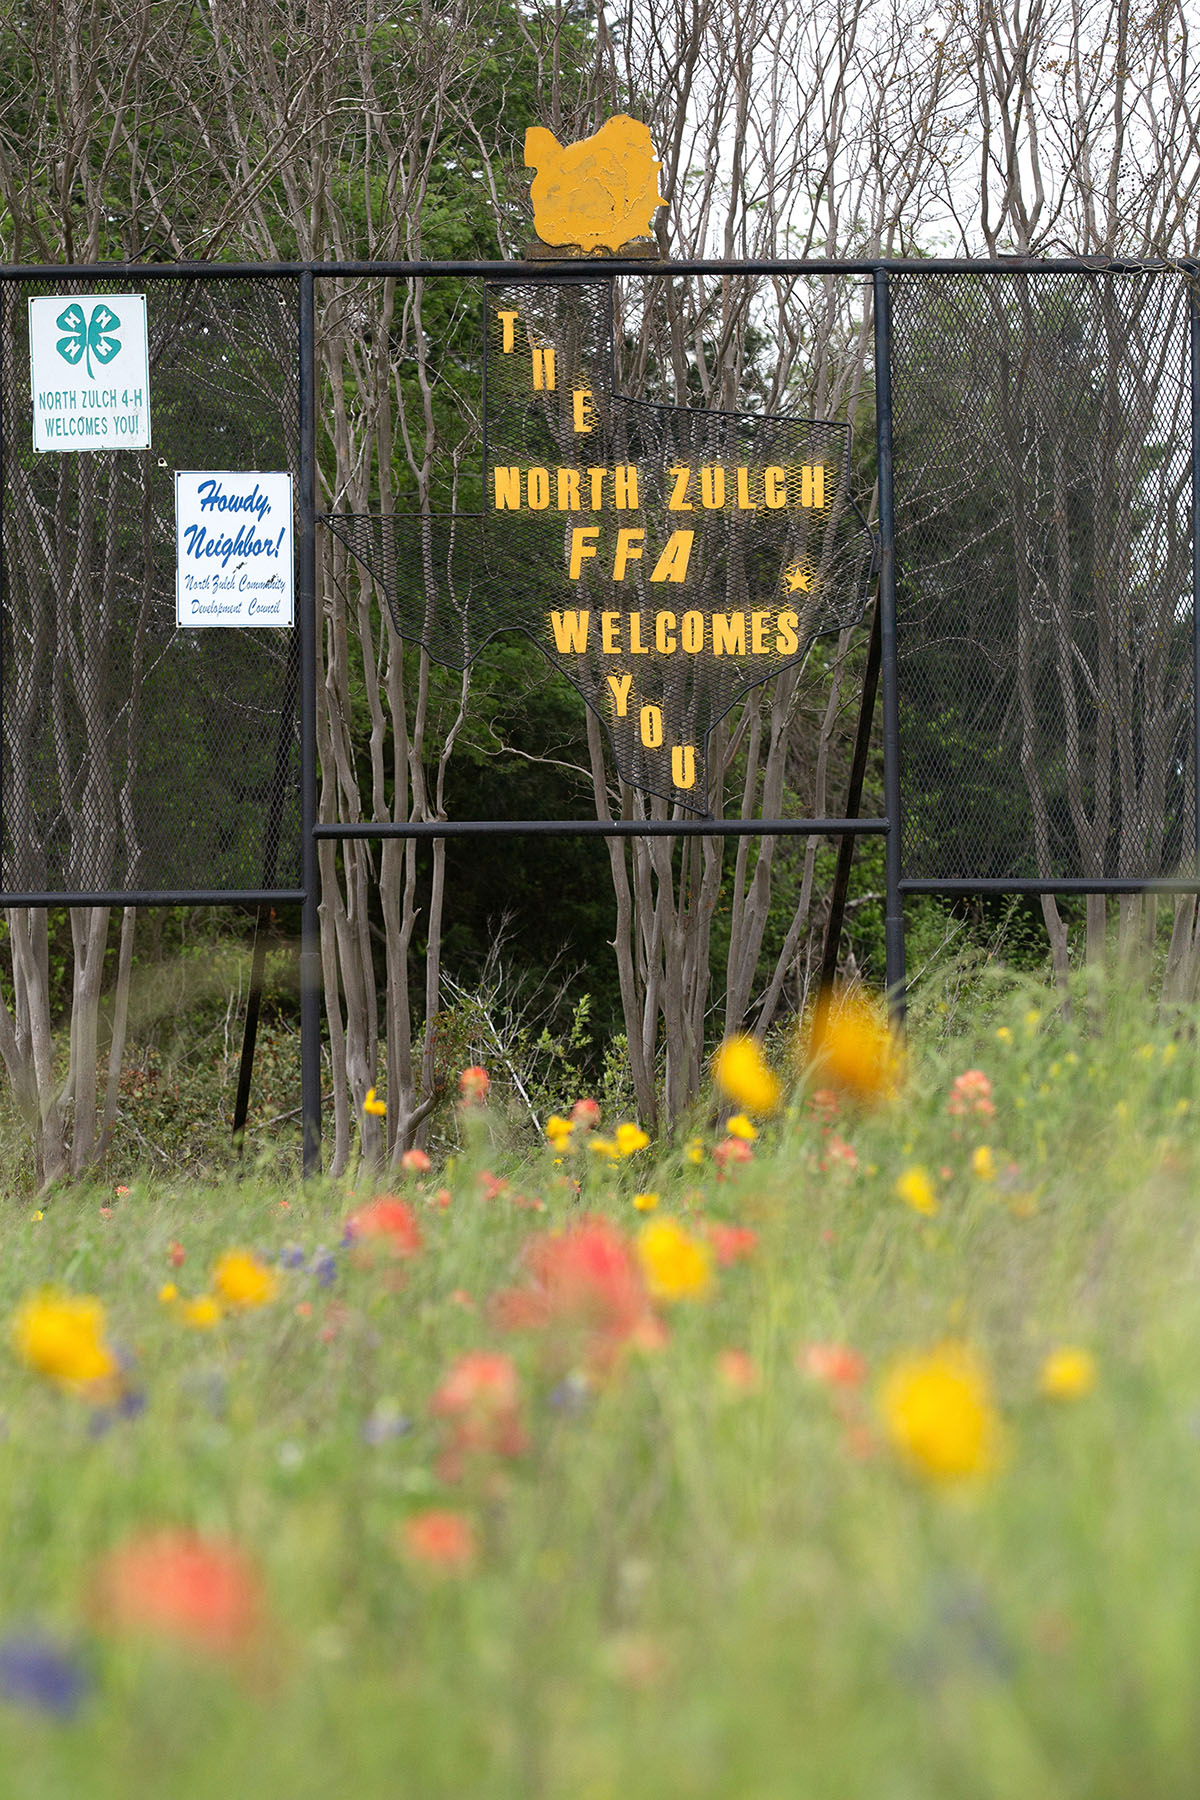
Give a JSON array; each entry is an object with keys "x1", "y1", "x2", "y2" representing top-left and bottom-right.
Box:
[{"x1": 2, "y1": 976, "x2": 1199, "y2": 1799}]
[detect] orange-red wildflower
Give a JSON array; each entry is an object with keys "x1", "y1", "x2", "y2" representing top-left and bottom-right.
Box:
[
  {"x1": 346, "y1": 1197, "x2": 423, "y2": 1258},
  {"x1": 715, "y1": 1348, "x2": 761, "y2": 1393},
  {"x1": 947, "y1": 1069, "x2": 995, "y2": 1120},
  {"x1": 400, "y1": 1509, "x2": 477, "y2": 1574},
  {"x1": 430, "y1": 1351, "x2": 527, "y2": 1479},
  {"x1": 458, "y1": 1066, "x2": 490, "y2": 1104},
  {"x1": 491, "y1": 1217, "x2": 655, "y2": 1372},
  {"x1": 706, "y1": 1224, "x2": 759, "y2": 1267},
  {"x1": 808, "y1": 1087, "x2": 840, "y2": 1122},
  {"x1": 92, "y1": 1531, "x2": 264, "y2": 1657},
  {"x1": 821, "y1": 1134, "x2": 859, "y2": 1173},
  {"x1": 713, "y1": 1136, "x2": 753, "y2": 1170},
  {"x1": 800, "y1": 1342, "x2": 868, "y2": 1387}
]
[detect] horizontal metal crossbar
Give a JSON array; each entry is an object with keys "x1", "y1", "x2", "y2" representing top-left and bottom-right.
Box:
[
  {"x1": 1, "y1": 258, "x2": 1194, "y2": 280},
  {"x1": 0, "y1": 890, "x2": 306, "y2": 907},
  {"x1": 315, "y1": 818, "x2": 889, "y2": 839},
  {"x1": 900, "y1": 878, "x2": 1200, "y2": 895}
]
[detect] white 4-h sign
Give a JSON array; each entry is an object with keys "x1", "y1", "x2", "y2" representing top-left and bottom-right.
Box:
[{"x1": 28, "y1": 293, "x2": 151, "y2": 453}]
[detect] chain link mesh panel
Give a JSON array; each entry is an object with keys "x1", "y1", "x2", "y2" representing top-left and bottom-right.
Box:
[
  {"x1": 1, "y1": 274, "x2": 301, "y2": 898},
  {"x1": 327, "y1": 276, "x2": 876, "y2": 813},
  {"x1": 891, "y1": 269, "x2": 1194, "y2": 883}
]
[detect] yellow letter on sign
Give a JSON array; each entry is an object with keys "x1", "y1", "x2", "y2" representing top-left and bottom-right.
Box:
[{"x1": 649, "y1": 531, "x2": 694, "y2": 584}]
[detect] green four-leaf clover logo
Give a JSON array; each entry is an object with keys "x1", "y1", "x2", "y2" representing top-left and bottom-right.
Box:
[{"x1": 55, "y1": 302, "x2": 122, "y2": 378}]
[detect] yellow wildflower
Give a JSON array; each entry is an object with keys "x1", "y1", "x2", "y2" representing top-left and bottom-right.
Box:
[
  {"x1": 179, "y1": 1295, "x2": 222, "y2": 1330},
  {"x1": 30, "y1": 1210, "x2": 44, "y2": 1223},
  {"x1": 807, "y1": 989, "x2": 901, "y2": 1103},
  {"x1": 1038, "y1": 1347, "x2": 1096, "y2": 1401},
  {"x1": 971, "y1": 1145, "x2": 996, "y2": 1181},
  {"x1": 879, "y1": 1343, "x2": 1003, "y2": 1485},
  {"x1": 1162, "y1": 1042, "x2": 1177, "y2": 1066},
  {"x1": 895, "y1": 1166, "x2": 938, "y2": 1216},
  {"x1": 615, "y1": 1122, "x2": 650, "y2": 1157},
  {"x1": 725, "y1": 1113, "x2": 758, "y2": 1142},
  {"x1": 212, "y1": 1250, "x2": 278, "y2": 1309},
  {"x1": 588, "y1": 1135, "x2": 620, "y2": 1161},
  {"x1": 1023, "y1": 1009, "x2": 1041, "y2": 1033},
  {"x1": 363, "y1": 1086, "x2": 386, "y2": 1117},
  {"x1": 685, "y1": 1137, "x2": 705, "y2": 1165},
  {"x1": 158, "y1": 1283, "x2": 179, "y2": 1305},
  {"x1": 12, "y1": 1291, "x2": 117, "y2": 1388},
  {"x1": 712, "y1": 1035, "x2": 782, "y2": 1117},
  {"x1": 545, "y1": 1114, "x2": 575, "y2": 1151},
  {"x1": 995, "y1": 1027, "x2": 1013, "y2": 1045},
  {"x1": 636, "y1": 1219, "x2": 713, "y2": 1302},
  {"x1": 633, "y1": 1192, "x2": 659, "y2": 1212}
]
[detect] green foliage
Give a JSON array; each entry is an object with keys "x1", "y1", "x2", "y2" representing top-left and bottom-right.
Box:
[{"x1": 427, "y1": 963, "x2": 600, "y2": 1146}]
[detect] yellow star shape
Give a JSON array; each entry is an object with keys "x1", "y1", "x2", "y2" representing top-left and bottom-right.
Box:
[{"x1": 783, "y1": 564, "x2": 812, "y2": 594}]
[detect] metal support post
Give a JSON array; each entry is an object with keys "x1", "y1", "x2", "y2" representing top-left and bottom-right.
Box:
[
  {"x1": 298, "y1": 271, "x2": 322, "y2": 1173},
  {"x1": 819, "y1": 592, "x2": 882, "y2": 990},
  {"x1": 872, "y1": 268, "x2": 906, "y2": 1020},
  {"x1": 231, "y1": 633, "x2": 301, "y2": 1145},
  {"x1": 1191, "y1": 277, "x2": 1200, "y2": 868}
]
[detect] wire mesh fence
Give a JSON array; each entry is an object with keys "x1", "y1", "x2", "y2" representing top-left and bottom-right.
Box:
[
  {"x1": 0, "y1": 273, "x2": 301, "y2": 900},
  {"x1": 325, "y1": 274, "x2": 876, "y2": 813},
  {"x1": 0, "y1": 261, "x2": 1195, "y2": 903},
  {"x1": 890, "y1": 268, "x2": 1195, "y2": 885}
]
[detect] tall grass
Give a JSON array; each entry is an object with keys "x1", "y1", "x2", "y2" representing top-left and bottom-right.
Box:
[{"x1": 1, "y1": 972, "x2": 1198, "y2": 1798}]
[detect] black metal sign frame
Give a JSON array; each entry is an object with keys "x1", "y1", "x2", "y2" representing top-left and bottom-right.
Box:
[{"x1": 1, "y1": 255, "x2": 1197, "y2": 1175}]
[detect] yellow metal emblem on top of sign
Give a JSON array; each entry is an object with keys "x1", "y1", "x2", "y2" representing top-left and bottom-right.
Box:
[{"x1": 525, "y1": 115, "x2": 664, "y2": 254}]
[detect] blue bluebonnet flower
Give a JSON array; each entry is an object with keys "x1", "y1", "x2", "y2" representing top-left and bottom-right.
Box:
[
  {"x1": 181, "y1": 1368, "x2": 227, "y2": 1419},
  {"x1": 311, "y1": 1249, "x2": 337, "y2": 1288},
  {"x1": 88, "y1": 1385, "x2": 147, "y2": 1437},
  {"x1": 549, "y1": 1373, "x2": 592, "y2": 1416},
  {"x1": 0, "y1": 1632, "x2": 88, "y2": 1718},
  {"x1": 362, "y1": 1403, "x2": 412, "y2": 1445},
  {"x1": 278, "y1": 1244, "x2": 307, "y2": 1270},
  {"x1": 83, "y1": 1343, "x2": 144, "y2": 1437},
  {"x1": 900, "y1": 1578, "x2": 1014, "y2": 1687}
]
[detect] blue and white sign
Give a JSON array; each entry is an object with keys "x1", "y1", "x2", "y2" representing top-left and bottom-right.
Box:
[
  {"x1": 29, "y1": 293, "x2": 151, "y2": 452},
  {"x1": 175, "y1": 471, "x2": 294, "y2": 628}
]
